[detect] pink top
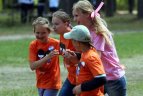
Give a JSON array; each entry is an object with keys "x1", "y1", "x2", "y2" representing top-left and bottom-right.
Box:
[{"x1": 90, "y1": 30, "x2": 125, "y2": 80}]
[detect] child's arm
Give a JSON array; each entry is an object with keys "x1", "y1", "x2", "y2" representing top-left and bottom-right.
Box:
[
  {"x1": 64, "y1": 50, "x2": 80, "y2": 64},
  {"x1": 81, "y1": 74, "x2": 106, "y2": 91},
  {"x1": 29, "y1": 50, "x2": 59, "y2": 70},
  {"x1": 73, "y1": 74, "x2": 106, "y2": 95}
]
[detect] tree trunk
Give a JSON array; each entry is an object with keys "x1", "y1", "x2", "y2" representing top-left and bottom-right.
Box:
[
  {"x1": 128, "y1": 0, "x2": 134, "y2": 14},
  {"x1": 137, "y1": 0, "x2": 143, "y2": 18},
  {"x1": 59, "y1": 0, "x2": 78, "y2": 16},
  {"x1": 105, "y1": 0, "x2": 116, "y2": 17}
]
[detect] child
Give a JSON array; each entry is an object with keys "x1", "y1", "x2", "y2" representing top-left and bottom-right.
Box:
[
  {"x1": 52, "y1": 10, "x2": 77, "y2": 96},
  {"x1": 72, "y1": 0, "x2": 126, "y2": 96},
  {"x1": 64, "y1": 25, "x2": 106, "y2": 96},
  {"x1": 28, "y1": 17, "x2": 61, "y2": 96}
]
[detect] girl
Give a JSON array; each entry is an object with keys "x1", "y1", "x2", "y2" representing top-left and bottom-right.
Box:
[
  {"x1": 52, "y1": 10, "x2": 77, "y2": 96},
  {"x1": 72, "y1": 0, "x2": 126, "y2": 96},
  {"x1": 28, "y1": 17, "x2": 61, "y2": 96},
  {"x1": 64, "y1": 25, "x2": 106, "y2": 96}
]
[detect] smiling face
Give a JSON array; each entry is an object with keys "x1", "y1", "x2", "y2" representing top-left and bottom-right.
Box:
[
  {"x1": 52, "y1": 17, "x2": 68, "y2": 35},
  {"x1": 72, "y1": 9, "x2": 90, "y2": 26},
  {"x1": 34, "y1": 25, "x2": 50, "y2": 42}
]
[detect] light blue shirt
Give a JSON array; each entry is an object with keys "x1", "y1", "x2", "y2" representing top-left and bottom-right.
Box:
[
  {"x1": 18, "y1": 0, "x2": 34, "y2": 4},
  {"x1": 49, "y1": 0, "x2": 59, "y2": 7}
]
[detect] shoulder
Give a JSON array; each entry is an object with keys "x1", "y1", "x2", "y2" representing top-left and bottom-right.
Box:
[
  {"x1": 29, "y1": 39, "x2": 38, "y2": 46},
  {"x1": 48, "y1": 37, "x2": 59, "y2": 44},
  {"x1": 86, "y1": 49, "x2": 100, "y2": 62},
  {"x1": 29, "y1": 40, "x2": 38, "y2": 51}
]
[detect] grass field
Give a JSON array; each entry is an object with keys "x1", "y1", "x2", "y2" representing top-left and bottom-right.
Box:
[
  {"x1": 0, "y1": 32, "x2": 143, "y2": 96},
  {"x1": 0, "y1": 14, "x2": 143, "y2": 95}
]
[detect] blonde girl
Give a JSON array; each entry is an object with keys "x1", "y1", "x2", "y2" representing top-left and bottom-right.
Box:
[
  {"x1": 72, "y1": 0, "x2": 126, "y2": 96},
  {"x1": 52, "y1": 10, "x2": 77, "y2": 96},
  {"x1": 29, "y1": 17, "x2": 61, "y2": 96}
]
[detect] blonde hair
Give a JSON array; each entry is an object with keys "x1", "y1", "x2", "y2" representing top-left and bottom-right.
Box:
[
  {"x1": 53, "y1": 10, "x2": 70, "y2": 23},
  {"x1": 73, "y1": 0, "x2": 112, "y2": 45},
  {"x1": 52, "y1": 10, "x2": 72, "y2": 27},
  {"x1": 32, "y1": 17, "x2": 51, "y2": 32}
]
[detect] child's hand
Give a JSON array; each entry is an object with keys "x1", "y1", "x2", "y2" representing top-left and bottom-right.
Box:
[
  {"x1": 73, "y1": 84, "x2": 81, "y2": 95},
  {"x1": 64, "y1": 50, "x2": 79, "y2": 64},
  {"x1": 120, "y1": 64, "x2": 126, "y2": 70},
  {"x1": 47, "y1": 50, "x2": 59, "y2": 58},
  {"x1": 63, "y1": 49, "x2": 76, "y2": 58}
]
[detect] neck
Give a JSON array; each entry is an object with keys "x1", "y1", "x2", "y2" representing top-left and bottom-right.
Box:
[
  {"x1": 38, "y1": 37, "x2": 48, "y2": 43},
  {"x1": 85, "y1": 19, "x2": 93, "y2": 29},
  {"x1": 81, "y1": 45, "x2": 90, "y2": 52}
]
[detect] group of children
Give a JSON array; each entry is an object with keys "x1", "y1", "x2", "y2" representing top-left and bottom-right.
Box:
[{"x1": 28, "y1": 0, "x2": 127, "y2": 96}]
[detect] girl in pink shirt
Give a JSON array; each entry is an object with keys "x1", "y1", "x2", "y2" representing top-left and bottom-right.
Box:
[{"x1": 72, "y1": 0, "x2": 126, "y2": 96}]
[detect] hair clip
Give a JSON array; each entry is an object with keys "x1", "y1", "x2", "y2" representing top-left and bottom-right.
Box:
[{"x1": 91, "y1": 1, "x2": 104, "y2": 19}]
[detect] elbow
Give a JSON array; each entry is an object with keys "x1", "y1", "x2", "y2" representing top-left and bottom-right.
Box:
[
  {"x1": 102, "y1": 77, "x2": 107, "y2": 85},
  {"x1": 30, "y1": 65, "x2": 36, "y2": 71},
  {"x1": 29, "y1": 63, "x2": 36, "y2": 71},
  {"x1": 30, "y1": 67, "x2": 35, "y2": 71}
]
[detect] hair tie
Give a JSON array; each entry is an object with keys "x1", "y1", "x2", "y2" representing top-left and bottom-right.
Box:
[{"x1": 91, "y1": 1, "x2": 104, "y2": 19}]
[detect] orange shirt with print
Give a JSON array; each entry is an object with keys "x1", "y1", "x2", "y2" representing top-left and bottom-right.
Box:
[
  {"x1": 77, "y1": 48, "x2": 105, "y2": 96},
  {"x1": 60, "y1": 35, "x2": 77, "y2": 85},
  {"x1": 29, "y1": 38, "x2": 61, "y2": 89}
]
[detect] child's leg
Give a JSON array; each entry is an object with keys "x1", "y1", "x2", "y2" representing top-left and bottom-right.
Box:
[
  {"x1": 38, "y1": 88, "x2": 59, "y2": 96},
  {"x1": 58, "y1": 78, "x2": 75, "y2": 96},
  {"x1": 105, "y1": 76, "x2": 127, "y2": 96},
  {"x1": 38, "y1": 88, "x2": 45, "y2": 96},
  {"x1": 43, "y1": 89, "x2": 59, "y2": 96}
]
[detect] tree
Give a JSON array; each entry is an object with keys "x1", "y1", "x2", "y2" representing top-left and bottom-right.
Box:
[
  {"x1": 137, "y1": 0, "x2": 143, "y2": 19},
  {"x1": 59, "y1": 0, "x2": 78, "y2": 16},
  {"x1": 105, "y1": 0, "x2": 116, "y2": 17},
  {"x1": 128, "y1": 0, "x2": 135, "y2": 14}
]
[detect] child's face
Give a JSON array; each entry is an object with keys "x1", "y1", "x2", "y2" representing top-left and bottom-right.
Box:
[
  {"x1": 52, "y1": 17, "x2": 67, "y2": 34},
  {"x1": 34, "y1": 25, "x2": 50, "y2": 42},
  {"x1": 72, "y1": 40, "x2": 81, "y2": 52},
  {"x1": 72, "y1": 9, "x2": 89, "y2": 26}
]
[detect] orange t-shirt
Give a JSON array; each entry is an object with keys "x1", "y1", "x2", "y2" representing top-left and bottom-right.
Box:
[
  {"x1": 60, "y1": 35, "x2": 77, "y2": 85},
  {"x1": 77, "y1": 48, "x2": 105, "y2": 96},
  {"x1": 29, "y1": 38, "x2": 61, "y2": 89}
]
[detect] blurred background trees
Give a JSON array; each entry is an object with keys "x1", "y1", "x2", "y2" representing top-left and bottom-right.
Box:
[{"x1": 0, "y1": 0, "x2": 143, "y2": 25}]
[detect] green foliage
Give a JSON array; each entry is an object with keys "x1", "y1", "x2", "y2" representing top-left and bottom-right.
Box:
[
  {"x1": 116, "y1": 0, "x2": 137, "y2": 10},
  {"x1": 116, "y1": 0, "x2": 128, "y2": 10}
]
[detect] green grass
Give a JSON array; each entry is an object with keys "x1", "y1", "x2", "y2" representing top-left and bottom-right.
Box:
[
  {"x1": 0, "y1": 87, "x2": 38, "y2": 96},
  {"x1": 0, "y1": 32, "x2": 142, "y2": 67},
  {"x1": 0, "y1": 32, "x2": 143, "y2": 95},
  {"x1": 121, "y1": 55, "x2": 143, "y2": 96},
  {"x1": 0, "y1": 14, "x2": 143, "y2": 95},
  {"x1": 114, "y1": 32, "x2": 143, "y2": 58},
  {"x1": 0, "y1": 39, "x2": 31, "y2": 67},
  {"x1": 105, "y1": 14, "x2": 143, "y2": 32}
]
